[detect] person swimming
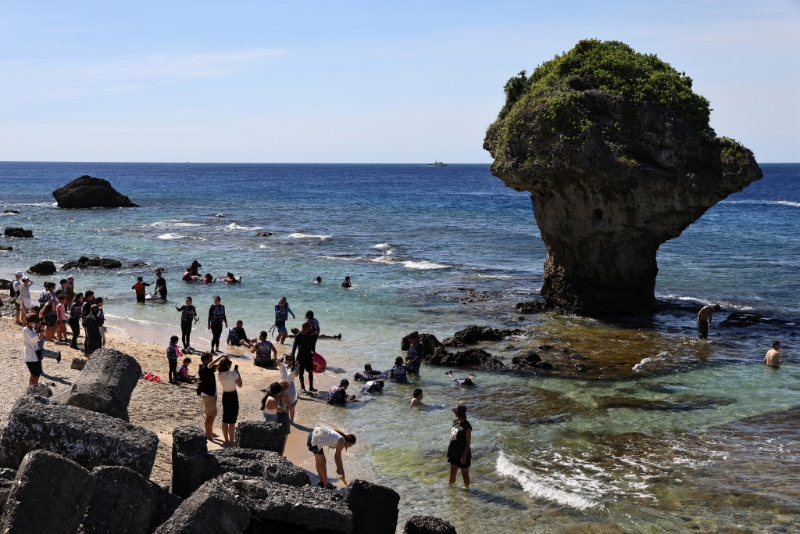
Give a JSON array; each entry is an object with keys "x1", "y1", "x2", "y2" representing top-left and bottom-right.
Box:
[
  {"x1": 362, "y1": 380, "x2": 384, "y2": 394},
  {"x1": 448, "y1": 371, "x2": 475, "y2": 386},
  {"x1": 202, "y1": 273, "x2": 215, "y2": 284},
  {"x1": 223, "y1": 272, "x2": 239, "y2": 284},
  {"x1": 410, "y1": 388, "x2": 425, "y2": 407},
  {"x1": 313, "y1": 276, "x2": 322, "y2": 285}
]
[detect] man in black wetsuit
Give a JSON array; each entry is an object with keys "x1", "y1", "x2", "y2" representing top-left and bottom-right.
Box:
[
  {"x1": 291, "y1": 322, "x2": 316, "y2": 394},
  {"x1": 154, "y1": 271, "x2": 168, "y2": 300}
]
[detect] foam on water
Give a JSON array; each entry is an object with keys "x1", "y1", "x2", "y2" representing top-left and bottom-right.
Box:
[
  {"x1": 225, "y1": 223, "x2": 262, "y2": 230},
  {"x1": 157, "y1": 233, "x2": 185, "y2": 240},
  {"x1": 288, "y1": 232, "x2": 331, "y2": 240}
]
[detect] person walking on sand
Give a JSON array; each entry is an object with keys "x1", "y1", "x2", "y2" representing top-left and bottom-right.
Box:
[
  {"x1": 207, "y1": 296, "x2": 227, "y2": 354},
  {"x1": 167, "y1": 335, "x2": 181, "y2": 384},
  {"x1": 198, "y1": 352, "x2": 225, "y2": 441},
  {"x1": 292, "y1": 322, "x2": 316, "y2": 394},
  {"x1": 132, "y1": 277, "x2": 150, "y2": 304},
  {"x1": 764, "y1": 341, "x2": 783, "y2": 368},
  {"x1": 12, "y1": 271, "x2": 23, "y2": 325},
  {"x1": 274, "y1": 297, "x2": 295, "y2": 345},
  {"x1": 447, "y1": 403, "x2": 472, "y2": 487},
  {"x1": 23, "y1": 314, "x2": 45, "y2": 386},
  {"x1": 307, "y1": 426, "x2": 356, "y2": 489},
  {"x1": 175, "y1": 296, "x2": 196, "y2": 350},
  {"x1": 217, "y1": 357, "x2": 242, "y2": 446},
  {"x1": 697, "y1": 304, "x2": 721, "y2": 340}
]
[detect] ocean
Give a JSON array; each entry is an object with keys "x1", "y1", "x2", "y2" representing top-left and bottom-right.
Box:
[{"x1": 1, "y1": 162, "x2": 799, "y2": 532}]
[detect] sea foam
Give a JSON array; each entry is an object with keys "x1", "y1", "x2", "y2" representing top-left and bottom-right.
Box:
[
  {"x1": 157, "y1": 233, "x2": 185, "y2": 240},
  {"x1": 288, "y1": 232, "x2": 331, "y2": 240}
]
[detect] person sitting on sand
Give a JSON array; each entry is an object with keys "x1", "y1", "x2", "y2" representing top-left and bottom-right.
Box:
[
  {"x1": 764, "y1": 341, "x2": 783, "y2": 368},
  {"x1": 176, "y1": 357, "x2": 196, "y2": 383},
  {"x1": 362, "y1": 379, "x2": 384, "y2": 394},
  {"x1": 167, "y1": 335, "x2": 181, "y2": 384},
  {"x1": 448, "y1": 371, "x2": 475, "y2": 386},
  {"x1": 328, "y1": 379, "x2": 356, "y2": 405},
  {"x1": 307, "y1": 426, "x2": 356, "y2": 489},
  {"x1": 198, "y1": 352, "x2": 226, "y2": 441},
  {"x1": 405, "y1": 332, "x2": 424, "y2": 375},
  {"x1": 132, "y1": 277, "x2": 151, "y2": 304},
  {"x1": 341, "y1": 276, "x2": 352, "y2": 288},
  {"x1": 227, "y1": 320, "x2": 251, "y2": 348},
  {"x1": 697, "y1": 304, "x2": 721, "y2": 339},
  {"x1": 251, "y1": 331, "x2": 277, "y2": 368},
  {"x1": 410, "y1": 388, "x2": 425, "y2": 407},
  {"x1": 388, "y1": 357, "x2": 408, "y2": 383}
]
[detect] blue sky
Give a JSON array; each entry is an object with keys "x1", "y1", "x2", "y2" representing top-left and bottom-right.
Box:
[{"x1": 1, "y1": 0, "x2": 798, "y2": 163}]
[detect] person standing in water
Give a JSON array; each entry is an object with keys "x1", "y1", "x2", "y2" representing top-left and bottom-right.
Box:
[
  {"x1": 405, "y1": 332, "x2": 424, "y2": 375},
  {"x1": 153, "y1": 271, "x2": 168, "y2": 300},
  {"x1": 292, "y1": 322, "x2": 316, "y2": 394},
  {"x1": 697, "y1": 304, "x2": 721, "y2": 340},
  {"x1": 175, "y1": 296, "x2": 196, "y2": 350},
  {"x1": 274, "y1": 297, "x2": 295, "y2": 345},
  {"x1": 764, "y1": 341, "x2": 783, "y2": 368},
  {"x1": 341, "y1": 276, "x2": 352, "y2": 288},
  {"x1": 207, "y1": 296, "x2": 227, "y2": 354},
  {"x1": 132, "y1": 277, "x2": 150, "y2": 304},
  {"x1": 307, "y1": 426, "x2": 356, "y2": 489},
  {"x1": 447, "y1": 403, "x2": 472, "y2": 487}
]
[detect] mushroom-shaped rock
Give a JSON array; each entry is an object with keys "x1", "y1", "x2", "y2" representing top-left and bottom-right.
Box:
[
  {"x1": 52, "y1": 175, "x2": 139, "y2": 208},
  {"x1": 483, "y1": 39, "x2": 762, "y2": 314}
]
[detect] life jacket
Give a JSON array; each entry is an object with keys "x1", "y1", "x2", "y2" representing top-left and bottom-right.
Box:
[
  {"x1": 133, "y1": 282, "x2": 146, "y2": 294},
  {"x1": 363, "y1": 381, "x2": 383, "y2": 394},
  {"x1": 275, "y1": 305, "x2": 288, "y2": 322},
  {"x1": 390, "y1": 365, "x2": 408, "y2": 383},
  {"x1": 254, "y1": 341, "x2": 273, "y2": 365},
  {"x1": 210, "y1": 304, "x2": 225, "y2": 323},
  {"x1": 327, "y1": 386, "x2": 347, "y2": 405},
  {"x1": 167, "y1": 345, "x2": 180, "y2": 361},
  {"x1": 226, "y1": 328, "x2": 238, "y2": 345}
]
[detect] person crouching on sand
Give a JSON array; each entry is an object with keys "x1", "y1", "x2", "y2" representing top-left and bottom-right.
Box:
[
  {"x1": 764, "y1": 341, "x2": 783, "y2": 368},
  {"x1": 176, "y1": 357, "x2": 196, "y2": 383},
  {"x1": 307, "y1": 426, "x2": 356, "y2": 489}
]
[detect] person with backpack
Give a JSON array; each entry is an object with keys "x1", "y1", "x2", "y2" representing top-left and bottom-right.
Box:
[
  {"x1": 175, "y1": 296, "x2": 196, "y2": 350},
  {"x1": 11, "y1": 271, "x2": 23, "y2": 325},
  {"x1": 274, "y1": 297, "x2": 295, "y2": 345},
  {"x1": 207, "y1": 296, "x2": 227, "y2": 354}
]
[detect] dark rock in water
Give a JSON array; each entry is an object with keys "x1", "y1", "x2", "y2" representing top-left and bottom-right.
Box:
[
  {"x1": 153, "y1": 475, "x2": 251, "y2": 534},
  {"x1": 25, "y1": 383, "x2": 52, "y2": 398},
  {"x1": 404, "y1": 515, "x2": 457, "y2": 534},
  {"x1": 484, "y1": 40, "x2": 763, "y2": 315},
  {"x1": 3, "y1": 210, "x2": 19, "y2": 214},
  {"x1": 235, "y1": 420, "x2": 286, "y2": 454},
  {"x1": 511, "y1": 351, "x2": 542, "y2": 369},
  {"x1": 425, "y1": 348, "x2": 504, "y2": 369},
  {"x1": 128, "y1": 261, "x2": 148, "y2": 268},
  {"x1": 0, "y1": 246, "x2": 12, "y2": 251},
  {"x1": 516, "y1": 300, "x2": 546, "y2": 314},
  {"x1": 442, "y1": 325, "x2": 526, "y2": 347},
  {"x1": 256, "y1": 231, "x2": 274, "y2": 237},
  {"x1": 61, "y1": 256, "x2": 123, "y2": 270},
  {"x1": 596, "y1": 396, "x2": 735, "y2": 411},
  {"x1": 27, "y1": 260, "x2": 56, "y2": 275},
  {"x1": 3, "y1": 227, "x2": 32, "y2": 238},
  {"x1": 55, "y1": 348, "x2": 142, "y2": 421},
  {"x1": 0, "y1": 395, "x2": 158, "y2": 477},
  {"x1": 0, "y1": 450, "x2": 95, "y2": 534},
  {"x1": 209, "y1": 448, "x2": 310, "y2": 487},
  {"x1": 53, "y1": 175, "x2": 139, "y2": 209},
  {"x1": 79, "y1": 466, "x2": 158, "y2": 534},
  {"x1": 0, "y1": 279, "x2": 11, "y2": 290},
  {"x1": 347, "y1": 479, "x2": 400, "y2": 534},
  {"x1": 400, "y1": 332, "x2": 444, "y2": 354},
  {"x1": 719, "y1": 311, "x2": 794, "y2": 328},
  {"x1": 147, "y1": 486, "x2": 182, "y2": 534}
]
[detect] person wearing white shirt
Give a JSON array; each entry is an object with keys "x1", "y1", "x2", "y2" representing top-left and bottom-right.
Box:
[
  {"x1": 217, "y1": 357, "x2": 242, "y2": 446},
  {"x1": 12, "y1": 271, "x2": 23, "y2": 325},
  {"x1": 23, "y1": 314, "x2": 44, "y2": 385}
]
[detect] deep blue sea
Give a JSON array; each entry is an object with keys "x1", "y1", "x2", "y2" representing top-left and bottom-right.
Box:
[{"x1": 1, "y1": 162, "x2": 799, "y2": 532}]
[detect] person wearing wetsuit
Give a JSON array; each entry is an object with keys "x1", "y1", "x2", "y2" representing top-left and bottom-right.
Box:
[
  {"x1": 81, "y1": 290, "x2": 95, "y2": 340},
  {"x1": 341, "y1": 276, "x2": 352, "y2": 288},
  {"x1": 305, "y1": 310, "x2": 320, "y2": 352},
  {"x1": 291, "y1": 322, "x2": 315, "y2": 394},
  {"x1": 274, "y1": 297, "x2": 295, "y2": 345},
  {"x1": 189, "y1": 260, "x2": 202, "y2": 277},
  {"x1": 154, "y1": 271, "x2": 167, "y2": 300},
  {"x1": 175, "y1": 296, "x2": 196, "y2": 350},
  {"x1": 132, "y1": 277, "x2": 150, "y2": 303},
  {"x1": 68, "y1": 293, "x2": 84, "y2": 349},
  {"x1": 83, "y1": 305, "x2": 103, "y2": 357},
  {"x1": 405, "y1": 333, "x2": 424, "y2": 375},
  {"x1": 207, "y1": 296, "x2": 227, "y2": 354}
]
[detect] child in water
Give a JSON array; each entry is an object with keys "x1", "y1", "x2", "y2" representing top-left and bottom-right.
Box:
[
  {"x1": 410, "y1": 388, "x2": 425, "y2": 407},
  {"x1": 388, "y1": 357, "x2": 408, "y2": 383},
  {"x1": 448, "y1": 371, "x2": 475, "y2": 386},
  {"x1": 328, "y1": 379, "x2": 356, "y2": 405},
  {"x1": 362, "y1": 379, "x2": 385, "y2": 394}
]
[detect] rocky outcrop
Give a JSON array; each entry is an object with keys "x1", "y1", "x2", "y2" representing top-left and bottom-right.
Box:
[
  {"x1": 404, "y1": 516, "x2": 458, "y2": 534},
  {"x1": 27, "y1": 261, "x2": 56, "y2": 275},
  {"x1": 424, "y1": 348, "x2": 505, "y2": 369},
  {"x1": 256, "y1": 231, "x2": 274, "y2": 237},
  {"x1": 0, "y1": 395, "x2": 158, "y2": 477},
  {"x1": 400, "y1": 332, "x2": 444, "y2": 354},
  {"x1": 3, "y1": 227, "x2": 32, "y2": 238},
  {"x1": 61, "y1": 256, "x2": 123, "y2": 270},
  {"x1": 3, "y1": 209, "x2": 19, "y2": 214},
  {"x1": 0, "y1": 246, "x2": 12, "y2": 251},
  {"x1": 153, "y1": 474, "x2": 251, "y2": 534},
  {"x1": 52, "y1": 175, "x2": 138, "y2": 209},
  {"x1": 484, "y1": 40, "x2": 762, "y2": 315},
  {"x1": 56, "y1": 348, "x2": 142, "y2": 421},
  {"x1": 441, "y1": 325, "x2": 525, "y2": 347}
]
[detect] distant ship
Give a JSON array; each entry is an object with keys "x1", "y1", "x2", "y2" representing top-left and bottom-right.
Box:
[{"x1": 427, "y1": 160, "x2": 448, "y2": 167}]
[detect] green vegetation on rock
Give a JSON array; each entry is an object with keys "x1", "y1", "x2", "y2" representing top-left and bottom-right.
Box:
[{"x1": 497, "y1": 39, "x2": 714, "y2": 137}]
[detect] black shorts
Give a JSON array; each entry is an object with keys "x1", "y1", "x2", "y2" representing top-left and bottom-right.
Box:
[
  {"x1": 698, "y1": 320, "x2": 709, "y2": 338},
  {"x1": 298, "y1": 357, "x2": 313, "y2": 374},
  {"x1": 221, "y1": 391, "x2": 239, "y2": 424},
  {"x1": 307, "y1": 433, "x2": 324, "y2": 455},
  {"x1": 26, "y1": 360, "x2": 42, "y2": 377},
  {"x1": 448, "y1": 450, "x2": 472, "y2": 469},
  {"x1": 43, "y1": 314, "x2": 57, "y2": 327}
]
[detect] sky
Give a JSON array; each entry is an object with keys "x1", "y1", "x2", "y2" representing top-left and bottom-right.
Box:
[{"x1": 1, "y1": 0, "x2": 798, "y2": 163}]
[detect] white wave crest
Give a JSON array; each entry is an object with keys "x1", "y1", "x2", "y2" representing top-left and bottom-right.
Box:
[
  {"x1": 496, "y1": 452, "x2": 598, "y2": 510},
  {"x1": 374, "y1": 243, "x2": 391, "y2": 249},
  {"x1": 723, "y1": 199, "x2": 800, "y2": 208},
  {"x1": 288, "y1": 233, "x2": 331, "y2": 240},
  {"x1": 148, "y1": 221, "x2": 201, "y2": 228},
  {"x1": 225, "y1": 223, "x2": 262, "y2": 230},
  {"x1": 157, "y1": 233, "x2": 185, "y2": 240},
  {"x1": 632, "y1": 352, "x2": 669, "y2": 372},
  {"x1": 403, "y1": 261, "x2": 449, "y2": 270}
]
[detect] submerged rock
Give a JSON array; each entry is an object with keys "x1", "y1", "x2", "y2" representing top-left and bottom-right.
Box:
[
  {"x1": 425, "y1": 348, "x2": 505, "y2": 369},
  {"x1": 52, "y1": 175, "x2": 139, "y2": 209},
  {"x1": 61, "y1": 256, "x2": 123, "y2": 270},
  {"x1": 27, "y1": 260, "x2": 56, "y2": 275},
  {"x1": 0, "y1": 246, "x2": 13, "y2": 251},
  {"x1": 484, "y1": 40, "x2": 762, "y2": 314},
  {"x1": 4, "y1": 227, "x2": 32, "y2": 238}
]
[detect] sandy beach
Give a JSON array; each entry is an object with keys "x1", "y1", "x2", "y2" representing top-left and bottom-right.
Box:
[{"x1": 0, "y1": 295, "x2": 353, "y2": 488}]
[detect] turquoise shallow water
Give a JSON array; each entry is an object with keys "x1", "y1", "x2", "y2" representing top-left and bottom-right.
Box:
[{"x1": 1, "y1": 162, "x2": 799, "y2": 532}]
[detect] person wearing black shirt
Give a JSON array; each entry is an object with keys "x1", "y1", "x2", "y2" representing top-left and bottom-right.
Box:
[
  {"x1": 341, "y1": 276, "x2": 352, "y2": 288},
  {"x1": 291, "y1": 322, "x2": 315, "y2": 393},
  {"x1": 175, "y1": 296, "x2": 196, "y2": 350},
  {"x1": 68, "y1": 293, "x2": 84, "y2": 349},
  {"x1": 83, "y1": 305, "x2": 103, "y2": 357},
  {"x1": 154, "y1": 271, "x2": 168, "y2": 300},
  {"x1": 197, "y1": 352, "x2": 225, "y2": 440},
  {"x1": 447, "y1": 403, "x2": 472, "y2": 487},
  {"x1": 207, "y1": 296, "x2": 227, "y2": 354}
]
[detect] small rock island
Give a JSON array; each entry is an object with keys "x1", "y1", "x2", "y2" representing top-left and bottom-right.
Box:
[
  {"x1": 52, "y1": 175, "x2": 139, "y2": 209},
  {"x1": 483, "y1": 39, "x2": 762, "y2": 315}
]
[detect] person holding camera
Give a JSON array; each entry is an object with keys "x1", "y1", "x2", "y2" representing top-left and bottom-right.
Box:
[
  {"x1": 23, "y1": 314, "x2": 45, "y2": 385},
  {"x1": 217, "y1": 356, "x2": 242, "y2": 446}
]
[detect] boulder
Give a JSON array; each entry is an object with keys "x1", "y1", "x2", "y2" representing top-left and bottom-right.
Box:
[
  {"x1": 515, "y1": 300, "x2": 546, "y2": 314},
  {"x1": 0, "y1": 450, "x2": 95, "y2": 534},
  {"x1": 347, "y1": 479, "x2": 400, "y2": 534},
  {"x1": 255, "y1": 231, "x2": 274, "y2": 237},
  {"x1": 71, "y1": 357, "x2": 87, "y2": 370},
  {"x1": 400, "y1": 332, "x2": 444, "y2": 355},
  {"x1": 424, "y1": 348, "x2": 504, "y2": 369},
  {"x1": 27, "y1": 260, "x2": 56, "y2": 275},
  {"x1": 235, "y1": 420, "x2": 286, "y2": 454},
  {"x1": 25, "y1": 383, "x2": 52, "y2": 398},
  {"x1": 56, "y1": 348, "x2": 142, "y2": 421},
  {"x1": 61, "y1": 256, "x2": 124, "y2": 270},
  {"x1": 0, "y1": 279, "x2": 11, "y2": 290},
  {"x1": 78, "y1": 466, "x2": 159, "y2": 534},
  {"x1": 209, "y1": 448, "x2": 309, "y2": 487},
  {"x1": 52, "y1": 176, "x2": 139, "y2": 209},
  {"x1": 170, "y1": 426, "x2": 213, "y2": 499},
  {"x1": 0, "y1": 468, "x2": 14, "y2": 511},
  {"x1": 484, "y1": 40, "x2": 762, "y2": 314},
  {"x1": 147, "y1": 487, "x2": 182, "y2": 534},
  {"x1": 441, "y1": 325, "x2": 527, "y2": 347},
  {"x1": 228, "y1": 474, "x2": 354, "y2": 533},
  {"x1": 128, "y1": 261, "x2": 148, "y2": 267},
  {"x1": 0, "y1": 395, "x2": 158, "y2": 477},
  {"x1": 3, "y1": 227, "x2": 32, "y2": 238},
  {"x1": 153, "y1": 475, "x2": 251, "y2": 534},
  {"x1": 3, "y1": 209, "x2": 19, "y2": 214},
  {"x1": 404, "y1": 516, "x2": 457, "y2": 534}
]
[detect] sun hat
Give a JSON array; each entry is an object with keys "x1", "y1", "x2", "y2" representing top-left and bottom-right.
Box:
[{"x1": 452, "y1": 402, "x2": 467, "y2": 418}]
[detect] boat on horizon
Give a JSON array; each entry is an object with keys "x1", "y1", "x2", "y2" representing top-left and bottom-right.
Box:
[{"x1": 427, "y1": 160, "x2": 448, "y2": 167}]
